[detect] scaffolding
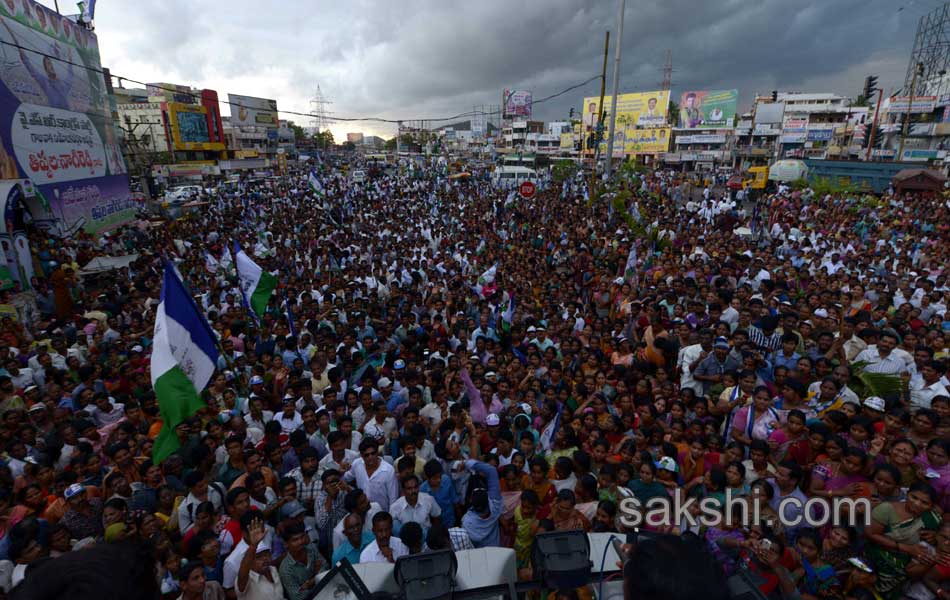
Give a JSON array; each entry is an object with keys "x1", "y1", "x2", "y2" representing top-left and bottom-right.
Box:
[
  {"x1": 904, "y1": 3, "x2": 950, "y2": 96},
  {"x1": 309, "y1": 85, "x2": 332, "y2": 132}
]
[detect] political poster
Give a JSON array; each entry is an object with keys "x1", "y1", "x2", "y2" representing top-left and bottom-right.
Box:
[
  {"x1": 679, "y1": 90, "x2": 738, "y2": 129},
  {"x1": 621, "y1": 127, "x2": 671, "y2": 156},
  {"x1": 0, "y1": 0, "x2": 132, "y2": 234},
  {"x1": 228, "y1": 94, "x2": 279, "y2": 128},
  {"x1": 503, "y1": 89, "x2": 533, "y2": 118},
  {"x1": 581, "y1": 91, "x2": 670, "y2": 153}
]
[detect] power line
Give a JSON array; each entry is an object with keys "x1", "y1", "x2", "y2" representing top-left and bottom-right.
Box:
[{"x1": 0, "y1": 37, "x2": 602, "y2": 124}]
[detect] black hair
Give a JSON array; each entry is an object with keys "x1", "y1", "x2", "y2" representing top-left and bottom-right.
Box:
[
  {"x1": 623, "y1": 535, "x2": 728, "y2": 600},
  {"x1": 399, "y1": 521, "x2": 423, "y2": 549}
]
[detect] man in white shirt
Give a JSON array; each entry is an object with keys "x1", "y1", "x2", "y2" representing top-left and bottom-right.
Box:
[
  {"x1": 223, "y1": 513, "x2": 275, "y2": 595},
  {"x1": 234, "y1": 519, "x2": 282, "y2": 600},
  {"x1": 910, "y1": 360, "x2": 949, "y2": 411},
  {"x1": 853, "y1": 333, "x2": 906, "y2": 376},
  {"x1": 344, "y1": 438, "x2": 399, "y2": 511},
  {"x1": 271, "y1": 397, "x2": 303, "y2": 434},
  {"x1": 389, "y1": 474, "x2": 441, "y2": 533},
  {"x1": 678, "y1": 328, "x2": 712, "y2": 396},
  {"x1": 363, "y1": 401, "x2": 397, "y2": 449},
  {"x1": 359, "y1": 511, "x2": 408, "y2": 564},
  {"x1": 318, "y1": 430, "x2": 359, "y2": 478}
]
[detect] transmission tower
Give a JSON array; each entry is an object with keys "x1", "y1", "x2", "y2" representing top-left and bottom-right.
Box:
[
  {"x1": 904, "y1": 4, "x2": 950, "y2": 97},
  {"x1": 661, "y1": 49, "x2": 673, "y2": 91},
  {"x1": 309, "y1": 85, "x2": 332, "y2": 132}
]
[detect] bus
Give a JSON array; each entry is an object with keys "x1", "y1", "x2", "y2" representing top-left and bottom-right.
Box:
[
  {"x1": 502, "y1": 154, "x2": 537, "y2": 169},
  {"x1": 491, "y1": 166, "x2": 538, "y2": 185},
  {"x1": 365, "y1": 154, "x2": 388, "y2": 168}
]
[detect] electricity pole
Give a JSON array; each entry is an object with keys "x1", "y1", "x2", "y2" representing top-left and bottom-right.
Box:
[
  {"x1": 898, "y1": 62, "x2": 924, "y2": 161},
  {"x1": 604, "y1": 0, "x2": 625, "y2": 180},
  {"x1": 589, "y1": 31, "x2": 609, "y2": 197}
]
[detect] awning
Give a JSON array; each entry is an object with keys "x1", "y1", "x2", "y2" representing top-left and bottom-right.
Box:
[{"x1": 79, "y1": 254, "x2": 140, "y2": 276}]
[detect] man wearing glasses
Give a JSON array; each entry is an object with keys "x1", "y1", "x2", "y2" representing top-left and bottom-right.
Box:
[
  {"x1": 343, "y1": 438, "x2": 399, "y2": 511},
  {"x1": 331, "y1": 512, "x2": 374, "y2": 565}
]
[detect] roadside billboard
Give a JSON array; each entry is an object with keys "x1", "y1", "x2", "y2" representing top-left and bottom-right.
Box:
[
  {"x1": 621, "y1": 127, "x2": 670, "y2": 155},
  {"x1": 167, "y1": 103, "x2": 225, "y2": 151},
  {"x1": 0, "y1": 0, "x2": 132, "y2": 235},
  {"x1": 503, "y1": 89, "x2": 533, "y2": 118},
  {"x1": 228, "y1": 94, "x2": 278, "y2": 127},
  {"x1": 806, "y1": 128, "x2": 834, "y2": 142},
  {"x1": 888, "y1": 96, "x2": 936, "y2": 114},
  {"x1": 679, "y1": 90, "x2": 737, "y2": 129},
  {"x1": 582, "y1": 91, "x2": 670, "y2": 153}
]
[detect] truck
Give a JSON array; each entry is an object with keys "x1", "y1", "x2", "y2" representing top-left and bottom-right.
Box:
[{"x1": 726, "y1": 166, "x2": 769, "y2": 191}]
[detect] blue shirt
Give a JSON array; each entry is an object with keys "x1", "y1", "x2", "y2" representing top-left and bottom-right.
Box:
[
  {"x1": 332, "y1": 531, "x2": 374, "y2": 565},
  {"x1": 420, "y1": 474, "x2": 458, "y2": 528},
  {"x1": 461, "y1": 460, "x2": 502, "y2": 548},
  {"x1": 770, "y1": 351, "x2": 800, "y2": 371}
]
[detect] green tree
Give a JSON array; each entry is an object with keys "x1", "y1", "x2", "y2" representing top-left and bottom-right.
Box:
[
  {"x1": 668, "y1": 100, "x2": 679, "y2": 127},
  {"x1": 342, "y1": 141, "x2": 356, "y2": 152},
  {"x1": 552, "y1": 159, "x2": 578, "y2": 183},
  {"x1": 852, "y1": 95, "x2": 869, "y2": 108},
  {"x1": 384, "y1": 137, "x2": 397, "y2": 151},
  {"x1": 313, "y1": 130, "x2": 334, "y2": 149},
  {"x1": 288, "y1": 121, "x2": 306, "y2": 140}
]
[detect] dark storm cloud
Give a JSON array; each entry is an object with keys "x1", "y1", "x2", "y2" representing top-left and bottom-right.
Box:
[{"x1": 91, "y1": 0, "x2": 922, "y2": 132}]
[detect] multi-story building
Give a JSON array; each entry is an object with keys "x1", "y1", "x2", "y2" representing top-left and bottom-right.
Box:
[
  {"x1": 501, "y1": 120, "x2": 544, "y2": 151},
  {"x1": 111, "y1": 84, "x2": 226, "y2": 179}
]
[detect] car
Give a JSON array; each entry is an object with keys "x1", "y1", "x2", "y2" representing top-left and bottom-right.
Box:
[
  {"x1": 165, "y1": 185, "x2": 202, "y2": 204},
  {"x1": 351, "y1": 170, "x2": 366, "y2": 183}
]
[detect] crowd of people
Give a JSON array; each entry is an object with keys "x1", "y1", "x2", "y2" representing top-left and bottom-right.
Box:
[{"x1": 0, "y1": 156, "x2": 948, "y2": 600}]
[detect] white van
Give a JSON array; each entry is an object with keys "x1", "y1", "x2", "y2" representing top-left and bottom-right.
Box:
[
  {"x1": 351, "y1": 170, "x2": 367, "y2": 183},
  {"x1": 491, "y1": 166, "x2": 538, "y2": 186},
  {"x1": 165, "y1": 185, "x2": 202, "y2": 205}
]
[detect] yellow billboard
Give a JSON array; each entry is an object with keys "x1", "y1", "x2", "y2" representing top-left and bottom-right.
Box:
[
  {"x1": 619, "y1": 127, "x2": 671, "y2": 155},
  {"x1": 560, "y1": 133, "x2": 575, "y2": 149},
  {"x1": 167, "y1": 103, "x2": 226, "y2": 152},
  {"x1": 581, "y1": 90, "x2": 670, "y2": 154}
]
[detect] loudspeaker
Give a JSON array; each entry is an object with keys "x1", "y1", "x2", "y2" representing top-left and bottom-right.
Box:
[
  {"x1": 393, "y1": 549, "x2": 458, "y2": 600},
  {"x1": 531, "y1": 530, "x2": 593, "y2": 590}
]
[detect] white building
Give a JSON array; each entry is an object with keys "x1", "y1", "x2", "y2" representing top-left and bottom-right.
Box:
[{"x1": 114, "y1": 101, "x2": 168, "y2": 153}]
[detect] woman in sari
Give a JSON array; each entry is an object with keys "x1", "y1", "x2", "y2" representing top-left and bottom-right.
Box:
[
  {"x1": 499, "y1": 464, "x2": 525, "y2": 546},
  {"x1": 768, "y1": 409, "x2": 811, "y2": 467},
  {"x1": 913, "y1": 438, "x2": 949, "y2": 512},
  {"x1": 816, "y1": 447, "x2": 872, "y2": 501},
  {"x1": 524, "y1": 457, "x2": 557, "y2": 511},
  {"x1": 730, "y1": 386, "x2": 783, "y2": 446},
  {"x1": 790, "y1": 528, "x2": 841, "y2": 599},
  {"x1": 875, "y1": 438, "x2": 918, "y2": 489},
  {"x1": 865, "y1": 482, "x2": 942, "y2": 599},
  {"x1": 810, "y1": 434, "x2": 847, "y2": 496}
]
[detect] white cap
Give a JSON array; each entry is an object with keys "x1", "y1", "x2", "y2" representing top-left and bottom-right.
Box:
[
  {"x1": 485, "y1": 414, "x2": 501, "y2": 426},
  {"x1": 863, "y1": 396, "x2": 885, "y2": 412},
  {"x1": 377, "y1": 377, "x2": 392, "y2": 388}
]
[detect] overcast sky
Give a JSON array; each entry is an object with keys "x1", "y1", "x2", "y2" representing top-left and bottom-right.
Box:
[{"x1": 41, "y1": 0, "x2": 929, "y2": 139}]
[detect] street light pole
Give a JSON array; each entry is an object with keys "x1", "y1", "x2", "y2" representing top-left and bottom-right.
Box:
[
  {"x1": 604, "y1": 0, "x2": 625, "y2": 180},
  {"x1": 898, "y1": 62, "x2": 924, "y2": 161}
]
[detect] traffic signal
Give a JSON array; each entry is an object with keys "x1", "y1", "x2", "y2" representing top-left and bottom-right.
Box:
[
  {"x1": 863, "y1": 76, "x2": 878, "y2": 101},
  {"x1": 771, "y1": 90, "x2": 778, "y2": 102},
  {"x1": 569, "y1": 107, "x2": 575, "y2": 119}
]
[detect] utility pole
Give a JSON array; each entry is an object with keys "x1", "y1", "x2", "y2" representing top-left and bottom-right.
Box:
[
  {"x1": 661, "y1": 49, "x2": 672, "y2": 91},
  {"x1": 898, "y1": 62, "x2": 924, "y2": 161},
  {"x1": 866, "y1": 88, "x2": 884, "y2": 162},
  {"x1": 604, "y1": 0, "x2": 625, "y2": 180},
  {"x1": 396, "y1": 121, "x2": 402, "y2": 157},
  {"x1": 590, "y1": 31, "x2": 609, "y2": 197}
]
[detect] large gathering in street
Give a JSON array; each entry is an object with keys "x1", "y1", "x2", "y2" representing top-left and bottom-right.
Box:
[{"x1": 0, "y1": 1, "x2": 949, "y2": 600}]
